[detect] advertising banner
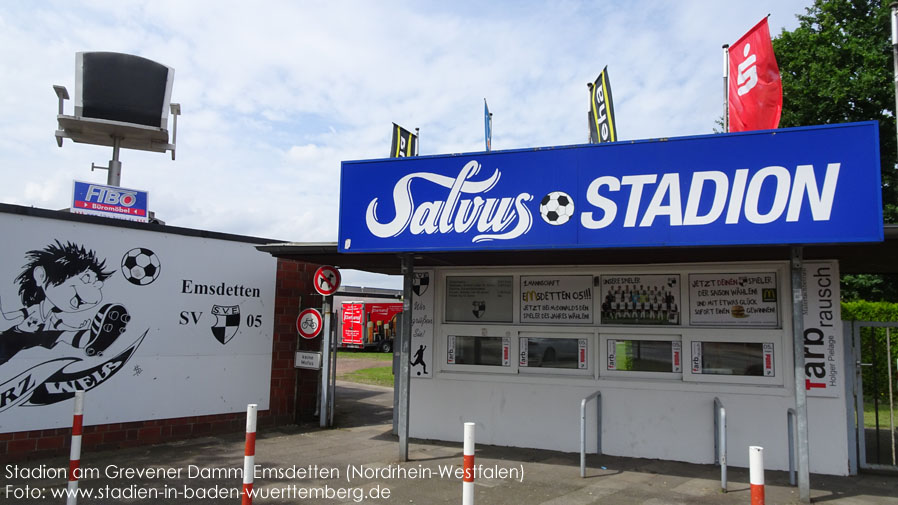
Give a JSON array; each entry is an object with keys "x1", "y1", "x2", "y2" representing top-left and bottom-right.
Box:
[
  {"x1": 588, "y1": 66, "x2": 617, "y2": 143},
  {"x1": 365, "y1": 302, "x2": 403, "y2": 344},
  {"x1": 689, "y1": 272, "x2": 778, "y2": 327},
  {"x1": 390, "y1": 123, "x2": 417, "y2": 158},
  {"x1": 520, "y1": 275, "x2": 593, "y2": 323},
  {"x1": 71, "y1": 180, "x2": 149, "y2": 223},
  {"x1": 802, "y1": 261, "x2": 842, "y2": 397},
  {"x1": 341, "y1": 302, "x2": 364, "y2": 346},
  {"x1": 339, "y1": 122, "x2": 882, "y2": 253},
  {"x1": 728, "y1": 17, "x2": 782, "y2": 132}
]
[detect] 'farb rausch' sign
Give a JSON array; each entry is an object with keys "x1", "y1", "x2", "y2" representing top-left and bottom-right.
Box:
[{"x1": 338, "y1": 122, "x2": 883, "y2": 252}]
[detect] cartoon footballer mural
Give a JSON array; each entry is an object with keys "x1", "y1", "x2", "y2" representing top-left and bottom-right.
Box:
[{"x1": 0, "y1": 241, "x2": 146, "y2": 413}]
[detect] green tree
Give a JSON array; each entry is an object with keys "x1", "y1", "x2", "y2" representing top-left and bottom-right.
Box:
[
  {"x1": 773, "y1": 0, "x2": 898, "y2": 221},
  {"x1": 841, "y1": 273, "x2": 898, "y2": 300}
]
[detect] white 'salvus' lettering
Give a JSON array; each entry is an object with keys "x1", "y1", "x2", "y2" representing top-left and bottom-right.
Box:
[
  {"x1": 580, "y1": 163, "x2": 840, "y2": 229},
  {"x1": 365, "y1": 160, "x2": 533, "y2": 242}
]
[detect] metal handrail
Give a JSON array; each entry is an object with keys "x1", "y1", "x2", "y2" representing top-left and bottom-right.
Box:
[
  {"x1": 713, "y1": 397, "x2": 727, "y2": 493},
  {"x1": 580, "y1": 390, "x2": 602, "y2": 478},
  {"x1": 787, "y1": 408, "x2": 797, "y2": 486}
]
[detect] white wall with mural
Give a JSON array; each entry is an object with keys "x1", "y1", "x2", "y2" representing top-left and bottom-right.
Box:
[{"x1": 0, "y1": 211, "x2": 276, "y2": 433}]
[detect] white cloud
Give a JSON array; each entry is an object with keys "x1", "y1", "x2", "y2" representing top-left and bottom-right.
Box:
[{"x1": 0, "y1": 0, "x2": 810, "y2": 287}]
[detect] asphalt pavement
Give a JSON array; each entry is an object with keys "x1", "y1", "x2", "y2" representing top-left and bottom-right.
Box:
[{"x1": 2, "y1": 381, "x2": 896, "y2": 505}]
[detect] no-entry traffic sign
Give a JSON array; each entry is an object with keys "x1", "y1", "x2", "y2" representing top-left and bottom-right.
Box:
[
  {"x1": 314, "y1": 265, "x2": 341, "y2": 296},
  {"x1": 297, "y1": 308, "x2": 322, "y2": 339}
]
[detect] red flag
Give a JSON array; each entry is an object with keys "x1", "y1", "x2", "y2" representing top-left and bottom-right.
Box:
[{"x1": 728, "y1": 18, "x2": 782, "y2": 132}]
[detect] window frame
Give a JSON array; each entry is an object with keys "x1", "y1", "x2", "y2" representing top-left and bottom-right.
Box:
[
  {"x1": 517, "y1": 330, "x2": 594, "y2": 376},
  {"x1": 599, "y1": 333, "x2": 683, "y2": 379}
]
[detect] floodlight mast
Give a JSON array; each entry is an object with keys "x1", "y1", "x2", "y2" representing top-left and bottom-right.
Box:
[
  {"x1": 90, "y1": 137, "x2": 123, "y2": 186},
  {"x1": 53, "y1": 52, "x2": 180, "y2": 188},
  {"x1": 55, "y1": 85, "x2": 180, "y2": 187}
]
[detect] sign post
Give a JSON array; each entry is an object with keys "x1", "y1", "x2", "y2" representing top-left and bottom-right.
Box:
[
  {"x1": 790, "y1": 247, "x2": 810, "y2": 503},
  {"x1": 314, "y1": 266, "x2": 341, "y2": 428},
  {"x1": 398, "y1": 255, "x2": 413, "y2": 461}
]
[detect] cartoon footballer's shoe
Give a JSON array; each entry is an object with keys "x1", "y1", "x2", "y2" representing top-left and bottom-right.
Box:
[{"x1": 72, "y1": 304, "x2": 130, "y2": 357}]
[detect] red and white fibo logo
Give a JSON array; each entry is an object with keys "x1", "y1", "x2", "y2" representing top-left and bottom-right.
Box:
[{"x1": 86, "y1": 185, "x2": 138, "y2": 207}]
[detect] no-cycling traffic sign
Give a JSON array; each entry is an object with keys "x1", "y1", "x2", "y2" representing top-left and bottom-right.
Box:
[{"x1": 297, "y1": 308, "x2": 322, "y2": 339}]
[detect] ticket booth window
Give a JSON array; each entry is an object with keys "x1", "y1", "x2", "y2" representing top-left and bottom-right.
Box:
[
  {"x1": 607, "y1": 339, "x2": 681, "y2": 373},
  {"x1": 447, "y1": 335, "x2": 510, "y2": 366},
  {"x1": 691, "y1": 341, "x2": 774, "y2": 377},
  {"x1": 519, "y1": 337, "x2": 587, "y2": 369}
]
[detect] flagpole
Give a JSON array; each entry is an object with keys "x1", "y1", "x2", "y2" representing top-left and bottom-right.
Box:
[
  {"x1": 722, "y1": 44, "x2": 729, "y2": 133},
  {"x1": 889, "y1": 2, "x2": 898, "y2": 165},
  {"x1": 487, "y1": 112, "x2": 492, "y2": 152},
  {"x1": 587, "y1": 82, "x2": 594, "y2": 144},
  {"x1": 415, "y1": 128, "x2": 420, "y2": 156}
]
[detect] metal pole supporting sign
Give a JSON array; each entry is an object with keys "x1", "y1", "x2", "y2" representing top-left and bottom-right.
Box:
[
  {"x1": 398, "y1": 255, "x2": 413, "y2": 461},
  {"x1": 313, "y1": 266, "x2": 340, "y2": 428},
  {"x1": 790, "y1": 247, "x2": 810, "y2": 503}
]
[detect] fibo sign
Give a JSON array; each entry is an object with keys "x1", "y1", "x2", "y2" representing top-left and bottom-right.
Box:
[
  {"x1": 71, "y1": 181, "x2": 149, "y2": 223},
  {"x1": 339, "y1": 122, "x2": 883, "y2": 252}
]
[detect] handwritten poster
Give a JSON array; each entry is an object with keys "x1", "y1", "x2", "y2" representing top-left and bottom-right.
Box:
[
  {"x1": 520, "y1": 275, "x2": 593, "y2": 323},
  {"x1": 689, "y1": 273, "x2": 778, "y2": 327}
]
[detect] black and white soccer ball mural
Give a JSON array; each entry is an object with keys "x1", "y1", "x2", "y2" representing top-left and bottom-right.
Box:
[
  {"x1": 121, "y1": 248, "x2": 161, "y2": 286},
  {"x1": 539, "y1": 191, "x2": 575, "y2": 225}
]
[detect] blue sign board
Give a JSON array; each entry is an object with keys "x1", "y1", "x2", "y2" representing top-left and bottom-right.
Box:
[
  {"x1": 71, "y1": 180, "x2": 150, "y2": 223},
  {"x1": 338, "y1": 122, "x2": 883, "y2": 253}
]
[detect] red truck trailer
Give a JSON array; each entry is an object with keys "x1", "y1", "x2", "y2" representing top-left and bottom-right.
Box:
[{"x1": 340, "y1": 301, "x2": 403, "y2": 352}]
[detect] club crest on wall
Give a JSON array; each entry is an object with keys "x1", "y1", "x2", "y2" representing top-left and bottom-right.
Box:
[
  {"x1": 413, "y1": 272, "x2": 430, "y2": 297},
  {"x1": 211, "y1": 304, "x2": 241, "y2": 345},
  {"x1": 472, "y1": 300, "x2": 486, "y2": 319}
]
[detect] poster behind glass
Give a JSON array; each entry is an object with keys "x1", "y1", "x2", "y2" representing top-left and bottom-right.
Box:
[
  {"x1": 599, "y1": 274, "x2": 680, "y2": 325},
  {"x1": 445, "y1": 276, "x2": 514, "y2": 323},
  {"x1": 688, "y1": 273, "x2": 778, "y2": 327}
]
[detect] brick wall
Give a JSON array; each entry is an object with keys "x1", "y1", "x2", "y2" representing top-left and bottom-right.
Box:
[{"x1": 0, "y1": 258, "x2": 321, "y2": 462}]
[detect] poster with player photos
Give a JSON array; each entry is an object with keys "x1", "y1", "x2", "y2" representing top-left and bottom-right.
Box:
[{"x1": 599, "y1": 274, "x2": 680, "y2": 325}]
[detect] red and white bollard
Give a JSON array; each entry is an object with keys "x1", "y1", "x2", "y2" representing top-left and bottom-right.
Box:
[
  {"x1": 462, "y1": 422, "x2": 475, "y2": 505},
  {"x1": 67, "y1": 390, "x2": 84, "y2": 505},
  {"x1": 749, "y1": 446, "x2": 765, "y2": 505},
  {"x1": 242, "y1": 404, "x2": 258, "y2": 505}
]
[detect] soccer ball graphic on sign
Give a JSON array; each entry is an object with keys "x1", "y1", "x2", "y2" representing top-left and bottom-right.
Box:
[
  {"x1": 539, "y1": 191, "x2": 574, "y2": 225},
  {"x1": 121, "y1": 247, "x2": 161, "y2": 286}
]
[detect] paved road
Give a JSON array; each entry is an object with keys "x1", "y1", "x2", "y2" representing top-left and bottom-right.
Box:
[{"x1": 2, "y1": 382, "x2": 896, "y2": 504}]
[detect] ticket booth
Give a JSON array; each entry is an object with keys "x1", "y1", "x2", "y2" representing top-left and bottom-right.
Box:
[{"x1": 260, "y1": 121, "x2": 893, "y2": 485}]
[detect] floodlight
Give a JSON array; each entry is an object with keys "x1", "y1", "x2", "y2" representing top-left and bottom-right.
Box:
[{"x1": 54, "y1": 52, "x2": 179, "y2": 185}]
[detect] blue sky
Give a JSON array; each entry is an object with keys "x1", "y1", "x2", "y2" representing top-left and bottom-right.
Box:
[{"x1": 0, "y1": 1, "x2": 810, "y2": 287}]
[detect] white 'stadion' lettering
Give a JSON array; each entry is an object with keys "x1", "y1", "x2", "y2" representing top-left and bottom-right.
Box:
[{"x1": 580, "y1": 163, "x2": 840, "y2": 229}]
